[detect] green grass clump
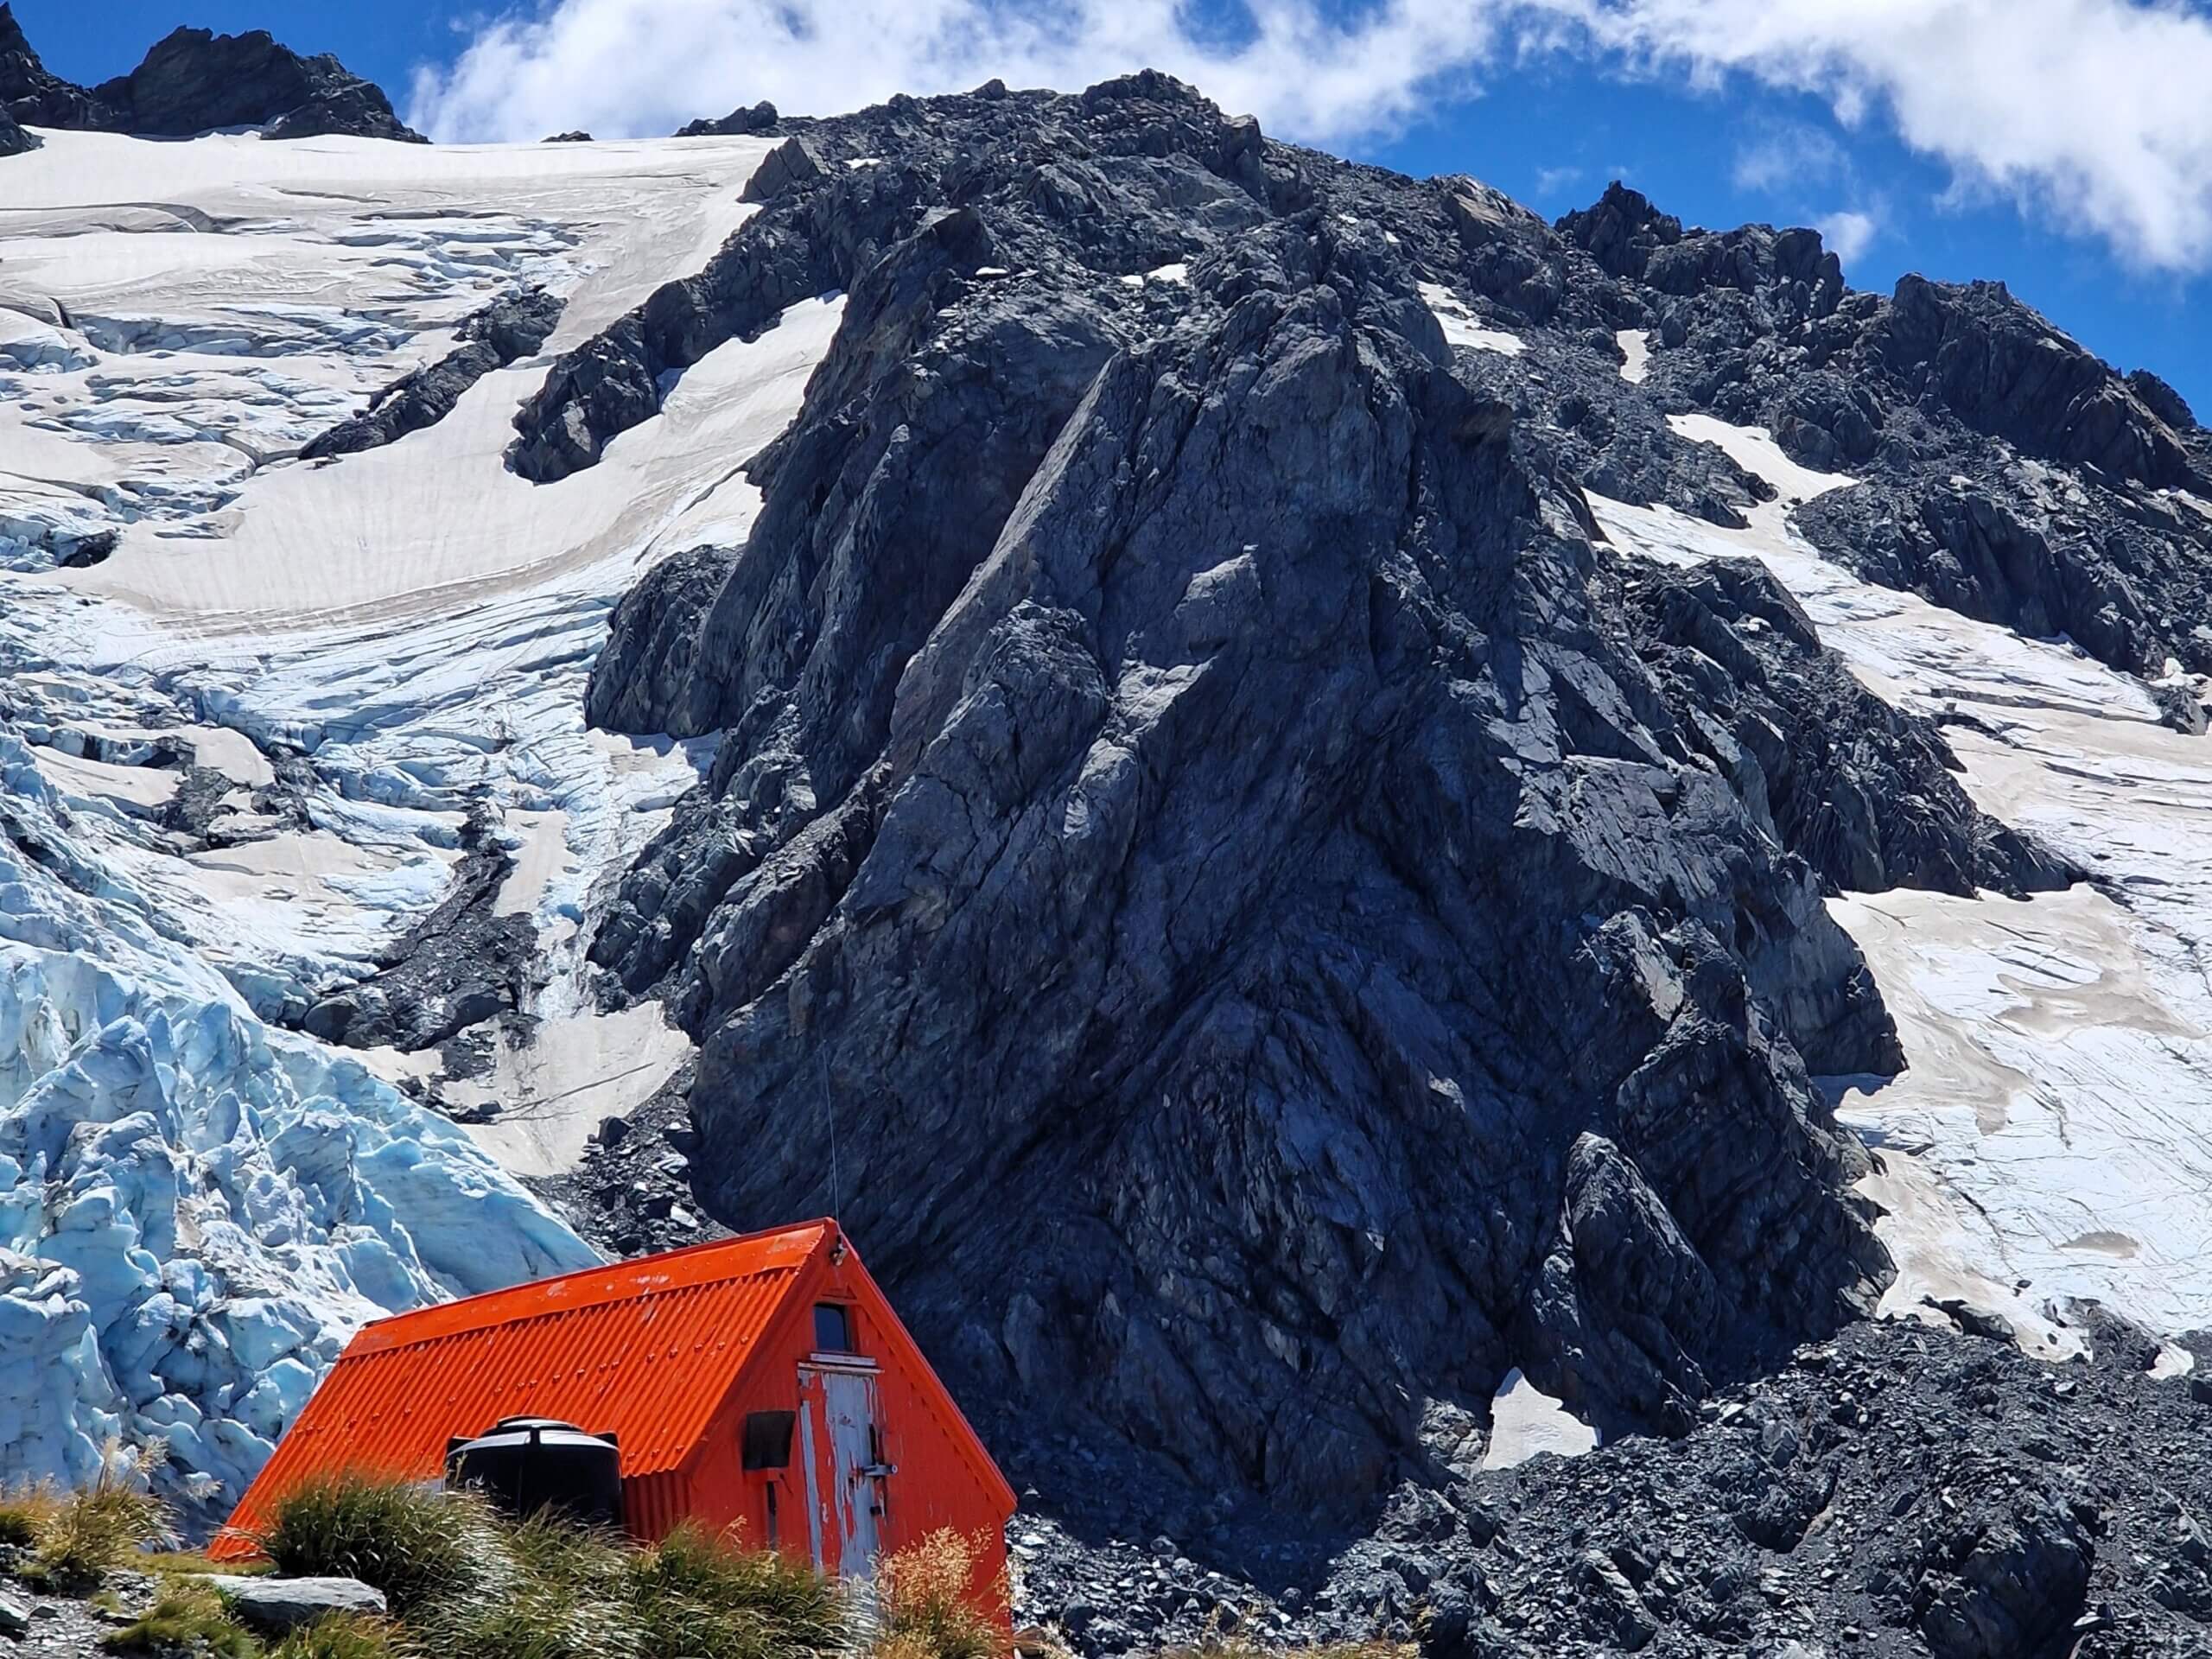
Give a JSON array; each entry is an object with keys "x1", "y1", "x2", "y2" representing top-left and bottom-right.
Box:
[
  {"x1": 21, "y1": 1441, "x2": 176, "y2": 1592},
  {"x1": 867, "y1": 1529, "x2": 1005, "y2": 1659},
  {"x1": 99, "y1": 1579, "x2": 257, "y2": 1657},
  {"x1": 249, "y1": 1473, "x2": 504, "y2": 1618},
  {"x1": 622, "y1": 1522, "x2": 844, "y2": 1659},
  {"x1": 251, "y1": 1472, "x2": 848, "y2": 1659},
  {"x1": 268, "y1": 1616, "x2": 403, "y2": 1659}
]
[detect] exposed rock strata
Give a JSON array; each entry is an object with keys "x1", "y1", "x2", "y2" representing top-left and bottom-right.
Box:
[
  {"x1": 303, "y1": 288, "x2": 563, "y2": 461},
  {"x1": 575, "y1": 76, "x2": 1929, "y2": 1515}
]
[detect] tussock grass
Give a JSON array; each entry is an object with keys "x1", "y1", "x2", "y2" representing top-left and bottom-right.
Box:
[
  {"x1": 247, "y1": 1473, "x2": 505, "y2": 1618},
  {"x1": 622, "y1": 1522, "x2": 845, "y2": 1659},
  {"x1": 147, "y1": 1548, "x2": 271, "y2": 1578},
  {"x1": 18, "y1": 1440, "x2": 176, "y2": 1592},
  {"x1": 99, "y1": 1578, "x2": 256, "y2": 1657},
  {"x1": 268, "y1": 1616, "x2": 404, "y2": 1659},
  {"x1": 0, "y1": 1479, "x2": 64, "y2": 1550},
  {"x1": 868, "y1": 1529, "x2": 1007, "y2": 1659},
  {"x1": 249, "y1": 1472, "x2": 847, "y2": 1659}
]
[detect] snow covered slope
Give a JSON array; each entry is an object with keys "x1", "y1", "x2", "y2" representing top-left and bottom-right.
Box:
[
  {"x1": 0, "y1": 124, "x2": 832, "y2": 1518},
  {"x1": 1592, "y1": 414, "x2": 2212, "y2": 1361}
]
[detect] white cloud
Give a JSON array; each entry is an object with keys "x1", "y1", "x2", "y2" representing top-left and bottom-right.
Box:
[
  {"x1": 1732, "y1": 120, "x2": 1847, "y2": 194},
  {"x1": 410, "y1": 0, "x2": 2212, "y2": 270},
  {"x1": 1573, "y1": 0, "x2": 2212, "y2": 270},
  {"x1": 1815, "y1": 207, "x2": 1879, "y2": 265},
  {"x1": 407, "y1": 0, "x2": 1510, "y2": 152}
]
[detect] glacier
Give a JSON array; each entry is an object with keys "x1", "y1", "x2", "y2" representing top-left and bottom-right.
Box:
[{"x1": 0, "y1": 124, "x2": 831, "y2": 1522}]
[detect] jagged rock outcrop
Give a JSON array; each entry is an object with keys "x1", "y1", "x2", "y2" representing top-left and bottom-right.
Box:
[
  {"x1": 1558, "y1": 181, "x2": 1684, "y2": 281},
  {"x1": 676, "y1": 99, "x2": 779, "y2": 137},
  {"x1": 517, "y1": 71, "x2": 1310, "y2": 486},
  {"x1": 1567, "y1": 192, "x2": 2212, "y2": 681},
  {"x1": 740, "y1": 134, "x2": 827, "y2": 203},
  {"x1": 302, "y1": 288, "x2": 563, "y2": 461},
  {"x1": 572, "y1": 76, "x2": 1916, "y2": 1512},
  {"x1": 1624, "y1": 558, "x2": 2075, "y2": 898},
  {"x1": 0, "y1": 3, "x2": 120, "y2": 129},
  {"x1": 1871, "y1": 276, "x2": 2196, "y2": 492},
  {"x1": 0, "y1": 104, "x2": 29, "y2": 156},
  {"x1": 0, "y1": 8, "x2": 421, "y2": 143}
]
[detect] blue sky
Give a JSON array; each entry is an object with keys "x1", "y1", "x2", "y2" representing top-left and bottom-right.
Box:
[{"x1": 14, "y1": 0, "x2": 2212, "y2": 416}]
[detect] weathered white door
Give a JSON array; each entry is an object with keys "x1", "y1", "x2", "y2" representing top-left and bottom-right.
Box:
[
  {"x1": 798, "y1": 1364, "x2": 884, "y2": 1587},
  {"x1": 822, "y1": 1369, "x2": 881, "y2": 1581}
]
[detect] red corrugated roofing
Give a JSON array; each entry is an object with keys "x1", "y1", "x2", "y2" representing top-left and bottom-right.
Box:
[{"x1": 213, "y1": 1221, "x2": 831, "y2": 1554}]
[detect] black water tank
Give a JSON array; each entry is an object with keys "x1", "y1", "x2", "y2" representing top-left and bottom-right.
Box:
[{"x1": 444, "y1": 1416, "x2": 622, "y2": 1529}]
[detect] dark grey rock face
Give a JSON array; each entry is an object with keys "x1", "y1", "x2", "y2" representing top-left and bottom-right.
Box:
[
  {"x1": 561, "y1": 64, "x2": 2208, "y2": 1615},
  {"x1": 0, "y1": 9, "x2": 421, "y2": 143},
  {"x1": 676, "y1": 99, "x2": 779, "y2": 137},
  {"x1": 1623, "y1": 557, "x2": 2075, "y2": 899},
  {"x1": 567, "y1": 75, "x2": 1929, "y2": 1518},
  {"x1": 302, "y1": 288, "x2": 563, "y2": 461},
  {"x1": 0, "y1": 105, "x2": 31, "y2": 156}
]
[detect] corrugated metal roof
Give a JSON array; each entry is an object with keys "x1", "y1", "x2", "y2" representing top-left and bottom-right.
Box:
[{"x1": 214, "y1": 1221, "x2": 832, "y2": 1553}]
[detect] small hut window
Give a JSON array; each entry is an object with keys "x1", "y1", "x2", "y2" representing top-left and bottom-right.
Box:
[
  {"x1": 742, "y1": 1411, "x2": 796, "y2": 1471},
  {"x1": 813, "y1": 1302, "x2": 854, "y2": 1351}
]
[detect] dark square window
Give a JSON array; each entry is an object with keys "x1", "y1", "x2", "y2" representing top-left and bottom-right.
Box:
[
  {"x1": 813, "y1": 1302, "x2": 854, "y2": 1351},
  {"x1": 742, "y1": 1410, "x2": 796, "y2": 1471}
]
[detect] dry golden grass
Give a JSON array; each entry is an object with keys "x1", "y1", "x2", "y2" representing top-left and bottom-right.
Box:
[
  {"x1": 0, "y1": 1478, "x2": 65, "y2": 1550},
  {"x1": 868, "y1": 1529, "x2": 1009, "y2": 1659},
  {"x1": 16, "y1": 1440, "x2": 176, "y2": 1591}
]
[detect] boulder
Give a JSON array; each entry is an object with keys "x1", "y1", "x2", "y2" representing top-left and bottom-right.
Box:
[
  {"x1": 217, "y1": 1576, "x2": 388, "y2": 1635},
  {"x1": 1912, "y1": 1485, "x2": 2094, "y2": 1659},
  {"x1": 740, "y1": 135, "x2": 828, "y2": 204}
]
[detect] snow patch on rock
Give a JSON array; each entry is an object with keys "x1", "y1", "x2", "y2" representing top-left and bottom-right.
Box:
[
  {"x1": 1418, "y1": 283, "x2": 1525, "y2": 356},
  {"x1": 1595, "y1": 417, "x2": 2212, "y2": 1351}
]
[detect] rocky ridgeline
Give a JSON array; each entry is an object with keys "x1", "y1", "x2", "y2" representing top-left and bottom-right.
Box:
[
  {"x1": 0, "y1": 3, "x2": 421, "y2": 145},
  {"x1": 506, "y1": 64, "x2": 2212, "y2": 1561}
]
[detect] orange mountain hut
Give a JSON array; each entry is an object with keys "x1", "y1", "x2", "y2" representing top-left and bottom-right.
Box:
[{"x1": 211, "y1": 1219, "x2": 1015, "y2": 1596}]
